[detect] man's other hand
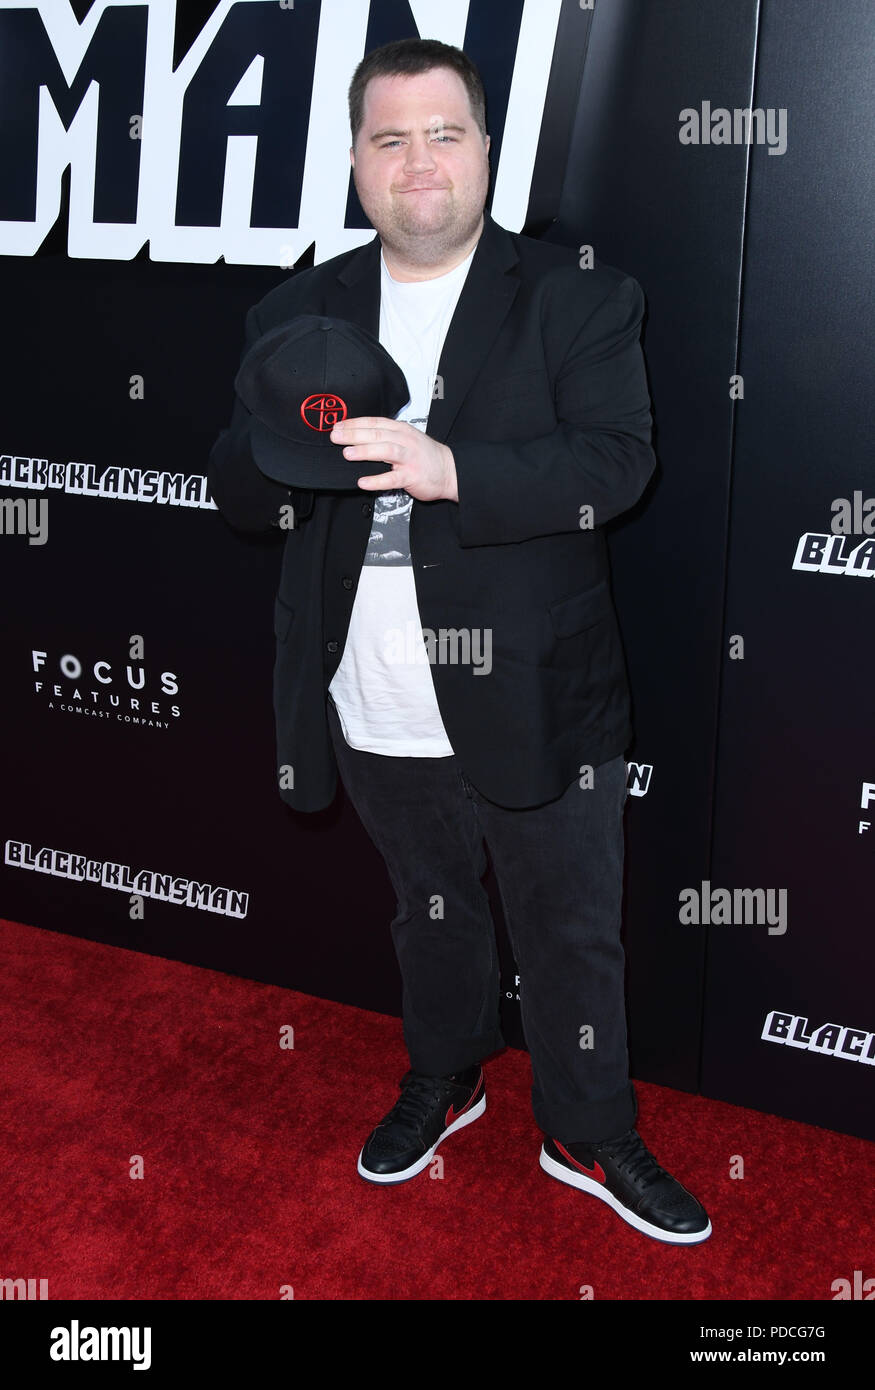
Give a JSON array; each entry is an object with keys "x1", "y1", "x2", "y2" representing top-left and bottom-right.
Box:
[{"x1": 330, "y1": 417, "x2": 458, "y2": 502}]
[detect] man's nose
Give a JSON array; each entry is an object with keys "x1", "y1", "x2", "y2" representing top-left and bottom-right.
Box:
[{"x1": 403, "y1": 137, "x2": 438, "y2": 173}]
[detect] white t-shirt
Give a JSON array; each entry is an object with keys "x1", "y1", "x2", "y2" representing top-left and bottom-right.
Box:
[{"x1": 328, "y1": 245, "x2": 475, "y2": 754}]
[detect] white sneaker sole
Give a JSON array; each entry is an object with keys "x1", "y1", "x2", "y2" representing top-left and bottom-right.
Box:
[
  {"x1": 539, "y1": 1144, "x2": 712, "y2": 1245},
  {"x1": 357, "y1": 1093, "x2": 486, "y2": 1185}
]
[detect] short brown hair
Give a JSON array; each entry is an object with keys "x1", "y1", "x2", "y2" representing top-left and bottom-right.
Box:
[{"x1": 348, "y1": 38, "x2": 487, "y2": 147}]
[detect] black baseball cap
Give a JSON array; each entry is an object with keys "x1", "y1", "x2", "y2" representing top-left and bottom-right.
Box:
[{"x1": 234, "y1": 314, "x2": 410, "y2": 490}]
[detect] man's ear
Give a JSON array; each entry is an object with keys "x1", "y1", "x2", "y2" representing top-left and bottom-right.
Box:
[
  {"x1": 349, "y1": 146, "x2": 355, "y2": 168},
  {"x1": 485, "y1": 133, "x2": 491, "y2": 156}
]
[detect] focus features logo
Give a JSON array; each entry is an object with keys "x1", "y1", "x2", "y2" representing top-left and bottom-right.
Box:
[{"x1": 32, "y1": 648, "x2": 180, "y2": 727}]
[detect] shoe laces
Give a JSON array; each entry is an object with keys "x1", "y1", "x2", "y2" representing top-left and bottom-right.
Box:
[
  {"x1": 381, "y1": 1071, "x2": 447, "y2": 1137},
  {"x1": 596, "y1": 1129, "x2": 666, "y2": 1188}
]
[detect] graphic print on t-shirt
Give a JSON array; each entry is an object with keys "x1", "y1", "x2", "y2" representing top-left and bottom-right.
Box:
[{"x1": 363, "y1": 416, "x2": 428, "y2": 566}]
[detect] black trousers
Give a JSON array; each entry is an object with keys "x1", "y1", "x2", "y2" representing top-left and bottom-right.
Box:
[{"x1": 326, "y1": 696, "x2": 638, "y2": 1143}]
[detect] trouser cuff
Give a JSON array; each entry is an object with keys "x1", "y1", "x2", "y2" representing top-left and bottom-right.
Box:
[
  {"x1": 536, "y1": 1081, "x2": 639, "y2": 1144},
  {"x1": 406, "y1": 1025, "x2": 505, "y2": 1079}
]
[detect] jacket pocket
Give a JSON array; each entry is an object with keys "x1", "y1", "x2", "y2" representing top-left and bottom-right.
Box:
[
  {"x1": 274, "y1": 595, "x2": 296, "y2": 641},
  {"x1": 548, "y1": 578, "x2": 612, "y2": 638}
]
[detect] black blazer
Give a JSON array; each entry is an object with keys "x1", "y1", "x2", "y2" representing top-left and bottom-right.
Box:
[{"x1": 208, "y1": 211, "x2": 656, "y2": 813}]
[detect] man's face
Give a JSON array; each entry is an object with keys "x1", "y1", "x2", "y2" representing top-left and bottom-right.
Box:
[{"x1": 350, "y1": 67, "x2": 490, "y2": 254}]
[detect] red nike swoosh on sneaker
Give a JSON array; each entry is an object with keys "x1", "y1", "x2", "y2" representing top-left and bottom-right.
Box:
[
  {"x1": 554, "y1": 1140, "x2": 607, "y2": 1184},
  {"x1": 444, "y1": 1072, "x2": 483, "y2": 1127}
]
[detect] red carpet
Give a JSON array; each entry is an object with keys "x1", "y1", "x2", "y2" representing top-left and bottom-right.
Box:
[{"x1": 1, "y1": 917, "x2": 872, "y2": 1301}]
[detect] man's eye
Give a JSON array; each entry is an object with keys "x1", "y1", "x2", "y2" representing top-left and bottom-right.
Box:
[{"x1": 379, "y1": 136, "x2": 456, "y2": 147}]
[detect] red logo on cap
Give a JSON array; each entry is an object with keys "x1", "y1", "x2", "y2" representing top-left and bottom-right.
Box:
[{"x1": 301, "y1": 394, "x2": 347, "y2": 432}]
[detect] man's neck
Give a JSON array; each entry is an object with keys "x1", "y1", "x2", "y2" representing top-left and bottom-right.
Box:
[{"x1": 380, "y1": 214, "x2": 485, "y2": 283}]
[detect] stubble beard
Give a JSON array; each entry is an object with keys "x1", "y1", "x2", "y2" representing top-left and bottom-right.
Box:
[{"x1": 359, "y1": 172, "x2": 488, "y2": 272}]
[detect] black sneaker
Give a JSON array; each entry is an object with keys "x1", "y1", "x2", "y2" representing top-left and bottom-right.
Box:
[
  {"x1": 357, "y1": 1065, "x2": 485, "y2": 1184},
  {"x1": 540, "y1": 1129, "x2": 712, "y2": 1244}
]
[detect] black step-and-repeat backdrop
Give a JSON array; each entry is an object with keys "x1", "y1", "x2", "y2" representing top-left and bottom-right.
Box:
[{"x1": 1, "y1": 0, "x2": 871, "y2": 1141}]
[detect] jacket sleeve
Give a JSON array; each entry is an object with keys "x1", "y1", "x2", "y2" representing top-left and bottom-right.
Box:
[
  {"x1": 207, "y1": 302, "x2": 297, "y2": 534},
  {"x1": 452, "y1": 275, "x2": 657, "y2": 547}
]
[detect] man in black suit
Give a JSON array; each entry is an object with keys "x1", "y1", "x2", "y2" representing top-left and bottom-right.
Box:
[{"x1": 208, "y1": 37, "x2": 711, "y2": 1244}]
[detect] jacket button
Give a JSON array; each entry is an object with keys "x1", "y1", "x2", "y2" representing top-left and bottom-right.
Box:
[
  {"x1": 326, "y1": 641, "x2": 339, "y2": 653},
  {"x1": 361, "y1": 502, "x2": 372, "y2": 516},
  {"x1": 341, "y1": 576, "x2": 353, "y2": 590}
]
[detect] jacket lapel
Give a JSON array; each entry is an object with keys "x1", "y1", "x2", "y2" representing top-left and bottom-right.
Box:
[
  {"x1": 325, "y1": 232, "x2": 382, "y2": 338},
  {"x1": 326, "y1": 210, "x2": 521, "y2": 442},
  {"x1": 428, "y1": 213, "x2": 521, "y2": 442}
]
